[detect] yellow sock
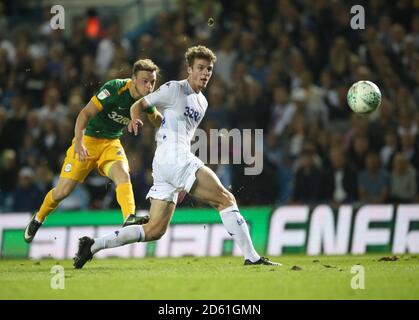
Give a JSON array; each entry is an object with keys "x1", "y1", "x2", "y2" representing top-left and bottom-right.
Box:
[
  {"x1": 116, "y1": 182, "x2": 135, "y2": 220},
  {"x1": 36, "y1": 189, "x2": 59, "y2": 222}
]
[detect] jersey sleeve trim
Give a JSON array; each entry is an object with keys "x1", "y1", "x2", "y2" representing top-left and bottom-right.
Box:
[
  {"x1": 91, "y1": 96, "x2": 104, "y2": 111},
  {"x1": 118, "y1": 79, "x2": 132, "y2": 95},
  {"x1": 143, "y1": 105, "x2": 157, "y2": 114}
]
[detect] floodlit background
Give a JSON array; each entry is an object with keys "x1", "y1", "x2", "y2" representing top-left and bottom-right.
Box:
[
  {"x1": 1, "y1": 0, "x2": 419, "y2": 211},
  {"x1": 1, "y1": 1, "x2": 419, "y2": 302},
  {"x1": 0, "y1": 1, "x2": 418, "y2": 262}
]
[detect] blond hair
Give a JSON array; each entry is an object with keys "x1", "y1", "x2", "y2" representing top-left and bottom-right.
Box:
[{"x1": 132, "y1": 59, "x2": 159, "y2": 75}]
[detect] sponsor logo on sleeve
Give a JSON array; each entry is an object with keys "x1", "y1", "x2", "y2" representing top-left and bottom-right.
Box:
[{"x1": 97, "y1": 89, "x2": 111, "y2": 100}]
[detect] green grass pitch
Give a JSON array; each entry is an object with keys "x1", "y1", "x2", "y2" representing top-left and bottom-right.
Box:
[{"x1": 1, "y1": 254, "x2": 418, "y2": 299}]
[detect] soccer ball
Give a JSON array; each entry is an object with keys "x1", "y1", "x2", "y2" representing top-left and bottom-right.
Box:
[{"x1": 347, "y1": 80, "x2": 382, "y2": 114}]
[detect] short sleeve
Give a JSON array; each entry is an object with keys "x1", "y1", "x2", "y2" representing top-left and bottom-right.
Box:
[
  {"x1": 143, "y1": 81, "x2": 179, "y2": 109},
  {"x1": 91, "y1": 80, "x2": 117, "y2": 111}
]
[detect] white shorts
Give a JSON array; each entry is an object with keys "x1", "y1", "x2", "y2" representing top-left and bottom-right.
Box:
[{"x1": 146, "y1": 146, "x2": 204, "y2": 204}]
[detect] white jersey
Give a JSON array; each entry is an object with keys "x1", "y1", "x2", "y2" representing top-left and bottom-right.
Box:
[
  {"x1": 143, "y1": 79, "x2": 208, "y2": 151},
  {"x1": 143, "y1": 79, "x2": 207, "y2": 203}
]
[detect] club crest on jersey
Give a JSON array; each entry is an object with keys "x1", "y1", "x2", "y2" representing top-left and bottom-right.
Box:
[
  {"x1": 97, "y1": 89, "x2": 111, "y2": 100},
  {"x1": 64, "y1": 163, "x2": 72, "y2": 172}
]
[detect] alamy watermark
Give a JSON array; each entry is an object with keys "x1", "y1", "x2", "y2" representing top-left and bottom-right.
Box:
[
  {"x1": 192, "y1": 128, "x2": 263, "y2": 175},
  {"x1": 154, "y1": 126, "x2": 264, "y2": 176},
  {"x1": 350, "y1": 5, "x2": 365, "y2": 30},
  {"x1": 50, "y1": 5, "x2": 65, "y2": 30},
  {"x1": 50, "y1": 265, "x2": 65, "y2": 290},
  {"x1": 350, "y1": 265, "x2": 365, "y2": 289}
]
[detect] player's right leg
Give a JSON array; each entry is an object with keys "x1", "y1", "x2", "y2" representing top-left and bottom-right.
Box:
[
  {"x1": 73, "y1": 198, "x2": 176, "y2": 269},
  {"x1": 105, "y1": 160, "x2": 149, "y2": 226},
  {"x1": 189, "y1": 166, "x2": 280, "y2": 266},
  {"x1": 24, "y1": 177, "x2": 78, "y2": 243},
  {"x1": 97, "y1": 139, "x2": 148, "y2": 226}
]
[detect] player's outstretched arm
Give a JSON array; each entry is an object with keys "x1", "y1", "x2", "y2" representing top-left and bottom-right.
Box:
[
  {"x1": 145, "y1": 107, "x2": 163, "y2": 128},
  {"x1": 74, "y1": 101, "x2": 100, "y2": 161},
  {"x1": 128, "y1": 98, "x2": 146, "y2": 135},
  {"x1": 129, "y1": 98, "x2": 162, "y2": 133}
]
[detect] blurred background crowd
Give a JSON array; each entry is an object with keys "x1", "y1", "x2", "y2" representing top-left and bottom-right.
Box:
[{"x1": 0, "y1": 0, "x2": 418, "y2": 213}]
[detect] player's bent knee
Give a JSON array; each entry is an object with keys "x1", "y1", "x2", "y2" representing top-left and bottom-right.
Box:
[
  {"x1": 216, "y1": 189, "x2": 236, "y2": 211},
  {"x1": 119, "y1": 171, "x2": 130, "y2": 183},
  {"x1": 147, "y1": 229, "x2": 166, "y2": 241},
  {"x1": 226, "y1": 191, "x2": 236, "y2": 204},
  {"x1": 152, "y1": 230, "x2": 165, "y2": 241},
  {"x1": 144, "y1": 224, "x2": 167, "y2": 241},
  {"x1": 111, "y1": 163, "x2": 130, "y2": 184}
]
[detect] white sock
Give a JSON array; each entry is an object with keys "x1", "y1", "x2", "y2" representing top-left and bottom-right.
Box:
[
  {"x1": 220, "y1": 205, "x2": 260, "y2": 262},
  {"x1": 91, "y1": 225, "x2": 145, "y2": 254}
]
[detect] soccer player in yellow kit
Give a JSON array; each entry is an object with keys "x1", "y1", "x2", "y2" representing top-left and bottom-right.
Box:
[{"x1": 24, "y1": 59, "x2": 162, "y2": 243}]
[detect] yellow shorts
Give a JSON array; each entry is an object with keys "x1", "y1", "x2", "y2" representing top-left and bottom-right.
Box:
[{"x1": 60, "y1": 136, "x2": 129, "y2": 183}]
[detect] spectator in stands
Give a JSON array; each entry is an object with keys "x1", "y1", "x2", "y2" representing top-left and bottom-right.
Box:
[
  {"x1": 0, "y1": 149, "x2": 18, "y2": 193},
  {"x1": 19, "y1": 133, "x2": 39, "y2": 168},
  {"x1": 2, "y1": 96, "x2": 28, "y2": 151},
  {"x1": 20, "y1": 56, "x2": 48, "y2": 108},
  {"x1": 34, "y1": 162, "x2": 54, "y2": 193},
  {"x1": 368, "y1": 99, "x2": 398, "y2": 150},
  {"x1": 358, "y1": 152, "x2": 389, "y2": 203},
  {"x1": 400, "y1": 132, "x2": 419, "y2": 168},
  {"x1": 293, "y1": 144, "x2": 323, "y2": 205},
  {"x1": 380, "y1": 131, "x2": 399, "y2": 170},
  {"x1": 323, "y1": 147, "x2": 358, "y2": 205},
  {"x1": 0, "y1": 106, "x2": 7, "y2": 151},
  {"x1": 214, "y1": 35, "x2": 237, "y2": 86},
  {"x1": 348, "y1": 134, "x2": 370, "y2": 171},
  {"x1": 298, "y1": 71, "x2": 328, "y2": 125},
  {"x1": 270, "y1": 85, "x2": 296, "y2": 138},
  {"x1": 11, "y1": 167, "x2": 43, "y2": 212},
  {"x1": 37, "y1": 87, "x2": 67, "y2": 122},
  {"x1": 95, "y1": 22, "x2": 131, "y2": 77},
  {"x1": 389, "y1": 153, "x2": 417, "y2": 203},
  {"x1": 288, "y1": 113, "x2": 307, "y2": 160}
]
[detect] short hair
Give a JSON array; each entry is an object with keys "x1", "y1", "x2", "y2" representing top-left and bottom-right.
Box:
[
  {"x1": 132, "y1": 59, "x2": 159, "y2": 76},
  {"x1": 185, "y1": 45, "x2": 217, "y2": 67}
]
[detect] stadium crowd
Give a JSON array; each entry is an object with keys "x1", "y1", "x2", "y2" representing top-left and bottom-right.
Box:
[{"x1": 0, "y1": 0, "x2": 418, "y2": 213}]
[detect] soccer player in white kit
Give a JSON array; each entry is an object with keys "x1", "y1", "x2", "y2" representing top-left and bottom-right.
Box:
[{"x1": 73, "y1": 46, "x2": 280, "y2": 268}]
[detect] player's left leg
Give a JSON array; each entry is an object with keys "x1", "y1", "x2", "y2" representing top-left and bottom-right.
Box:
[
  {"x1": 24, "y1": 177, "x2": 79, "y2": 243},
  {"x1": 24, "y1": 137, "x2": 97, "y2": 243},
  {"x1": 91, "y1": 198, "x2": 175, "y2": 251},
  {"x1": 73, "y1": 199, "x2": 175, "y2": 269},
  {"x1": 189, "y1": 166, "x2": 280, "y2": 266}
]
